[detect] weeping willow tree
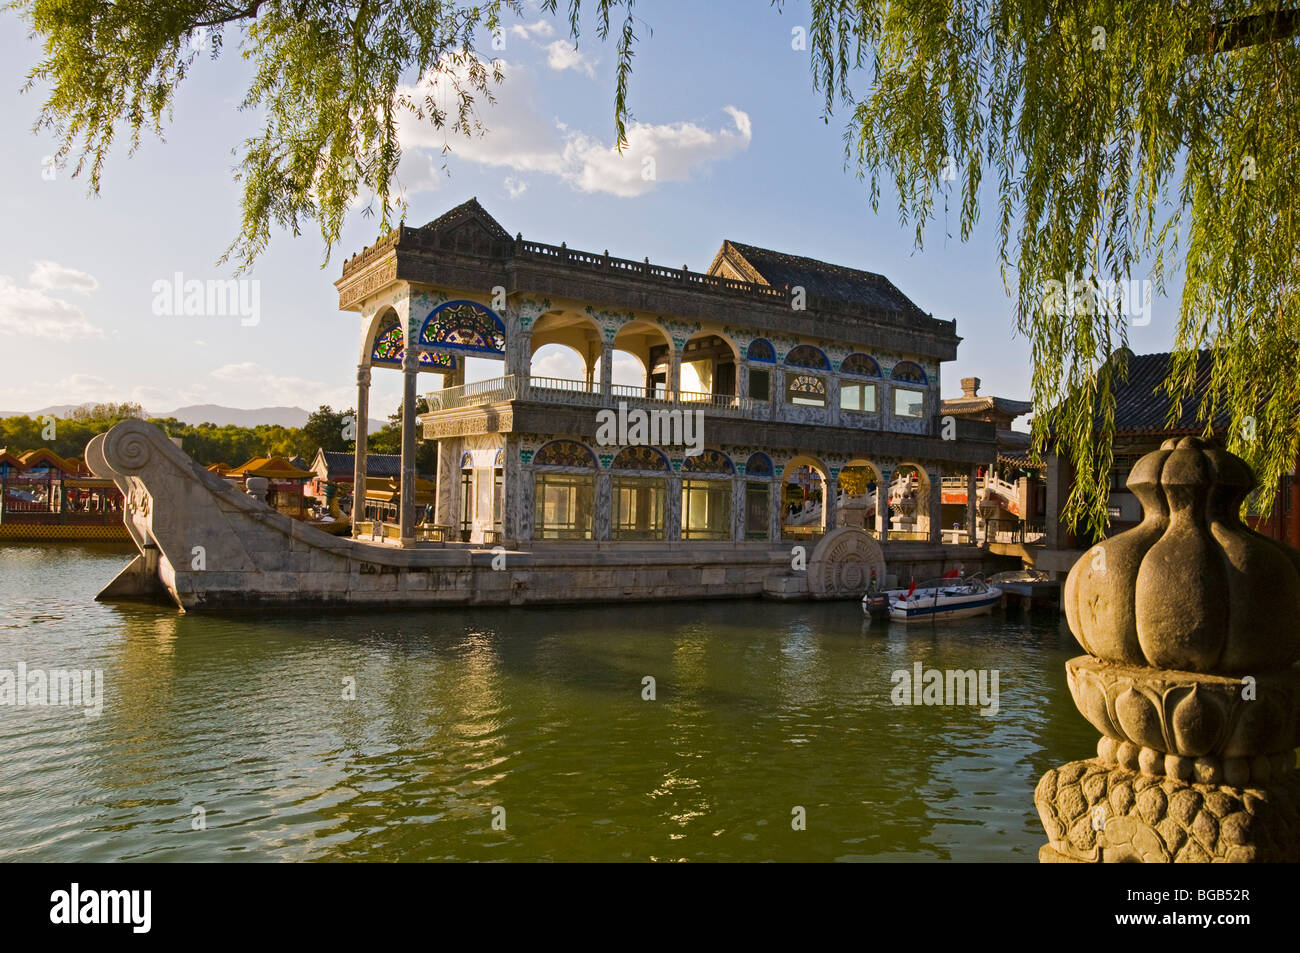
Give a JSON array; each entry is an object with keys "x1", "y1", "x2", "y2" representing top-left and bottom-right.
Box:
[
  {"x1": 11, "y1": 0, "x2": 639, "y2": 267},
  {"x1": 12, "y1": 0, "x2": 1299, "y2": 537},
  {"x1": 797, "y1": 1, "x2": 1300, "y2": 538}
]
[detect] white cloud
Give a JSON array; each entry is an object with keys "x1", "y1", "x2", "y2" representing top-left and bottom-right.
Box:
[
  {"x1": 398, "y1": 59, "x2": 752, "y2": 198},
  {"x1": 544, "y1": 40, "x2": 596, "y2": 78},
  {"x1": 0, "y1": 274, "x2": 105, "y2": 342},
  {"x1": 208, "y1": 362, "x2": 356, "y2": 410},
  {"x1": 510, "y1": 21, "x2": 556, "y2": 41},
  {"x1": 504, "y1": 176, "x2": 528, "y2": 199},
  {"x1": 29, "y1": 261, "x2": 98, "y2": 294}
]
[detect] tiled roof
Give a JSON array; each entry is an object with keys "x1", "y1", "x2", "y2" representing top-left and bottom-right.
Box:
[
  {"x1": 1109, "y1": 350, "x2": 1224, "y2": 435},
  {"x1": 716, "y1": 240, "x2": 925, "y2": 315},
  {"x1": 421, "y1": 197, "x2": 511, "y2": 241},
  {"x1": 942, "y1": 395, "x2": 1033, "y2": 418},
  {"x1": 319, "y1": 450, "x2": 403, "y2": 478},
  {"x1": 232, "y1": 456, "x2": 313, "y2": 479}
]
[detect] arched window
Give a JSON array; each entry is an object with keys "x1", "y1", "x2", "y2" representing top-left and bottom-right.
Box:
[
  {"x1": 372, "y1": 313, "x2": 457, "y2": 369},
  {"x1": 785, "y1": 344, "x2": 830, "y2": 370},
  {"x1": 371, "y1": 315, "x2": 403, "y2": 365},
  {"x1": 841, "y1": 353, "x2": 881, "y2": 377},
  {"x1": 611, "y1": 447, "x2": 667, "y2": 540},
  {"x1": 532, "y1": 441, "x2": 595, "y2": 539},
  {"x1": 419, "y1": 300, "x2": 506, "y2": 355},
  {"x1": 682, "y1": 449, "x2": 735, "y2": 474},
  {"x1": 533, "y1": 440, "x2": 596, "y2": 468},
  {"x1": 743, "y1": 453, "x2": 773, "y2": 539},
  {"x1": 746, "y1": 338, "x2": 775, "y2": 363},
  {"x1": 681, "y1": 450, "x2": 733, "y2": 539},
  {"x1": 891, "y1": 361, "x2": 927, "y2": 384},
  {"x1": 786, "y1": 374, "x2": 827, "y2": 407},
  {"x1": 611, "y1": 446, "x2": 669, "y2": 471}
]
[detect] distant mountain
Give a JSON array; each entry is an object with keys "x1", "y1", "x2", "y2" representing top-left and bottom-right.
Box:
[
  {"x1": 157, "y1": 404, "x2": 311, "y2": 428},
  {"x1": 2, "y1": 403, "x2": 387, "y2": 432}
]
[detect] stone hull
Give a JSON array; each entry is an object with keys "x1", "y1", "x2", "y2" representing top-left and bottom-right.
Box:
[{"x1": 86, "y1": 421, "x2": 1012, "y2": 612}]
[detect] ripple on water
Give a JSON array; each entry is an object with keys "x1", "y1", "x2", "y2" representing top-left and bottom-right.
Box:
[{"x1": 0, "y1": 546, "x2": 1093, "y2": 861}]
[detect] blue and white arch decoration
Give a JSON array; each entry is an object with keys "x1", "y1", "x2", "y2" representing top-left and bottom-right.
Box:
[{"x1": 419, "y1": 300, "x2": 507, "y2": 355}]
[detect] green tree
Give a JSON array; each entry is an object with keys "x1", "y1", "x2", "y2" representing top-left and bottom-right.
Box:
[
  {"x1": 299, "y1": 405, "x2": 354, "y2": 458},
  {"x1": 17, "y1": 0, "x2": 1300, "y2": 534},
  {"x1": 16, "y1": 0, "x2": 638, "y2": 270}
]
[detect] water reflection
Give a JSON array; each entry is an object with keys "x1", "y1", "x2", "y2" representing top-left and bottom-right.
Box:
[{"x1": 0, "y1": 546, "x2": 1097, "y2": 861}]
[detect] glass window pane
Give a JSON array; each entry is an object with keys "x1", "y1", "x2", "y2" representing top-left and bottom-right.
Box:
[{"x1": 893, "y1": 387, "x2": 925, "y2": 418}]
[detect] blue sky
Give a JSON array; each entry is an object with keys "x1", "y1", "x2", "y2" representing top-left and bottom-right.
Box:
[{"x1": 0, "y1": 0, "x2": 1184, "y2": 420}]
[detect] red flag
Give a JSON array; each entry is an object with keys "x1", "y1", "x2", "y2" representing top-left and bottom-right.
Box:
[
  {"x1": 943, "y1": 567, "x2": 960, "y2": 579},
  {"x1": 905, "y1": 577, "x2": 917, "y2": 600}
]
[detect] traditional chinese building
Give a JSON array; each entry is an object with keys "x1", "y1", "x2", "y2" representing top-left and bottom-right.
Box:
[
  {"x1": 1038, "y1": 348, "x2": 1300, "y2": 575},
  {"x1": 335, "y1": 198, "x2": 998, "y2": 561}
]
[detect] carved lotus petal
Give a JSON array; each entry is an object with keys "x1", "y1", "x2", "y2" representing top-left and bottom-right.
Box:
[
  {"x1": 1114, "y1": 687, "x2": 1164, "y2": 751},
  {"x1": 1068, "y1": 667, "x2": 1119, "y2": 739},
  {"x1": 1169, "y1": 684, "x2": 1223, "y2": 757}
]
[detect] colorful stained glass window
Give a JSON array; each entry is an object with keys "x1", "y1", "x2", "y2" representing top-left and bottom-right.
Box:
[
  {"x1": 841, "y1": 353, "x2": 881, "y2": 377},
  {"x1": 891, "y1": 361, "x2": 927, "y2": 384},
  {"x1": 785, "y1": 344, "x2": 830, "y2": 369},
  {"x1": 788, "y1": 374, "x2": 826, "y2": 395},
  {"x1": 746, "y1": 338, "x2": 775, "y2": 363},
  {"x1": 418, "y1": 350, "x2": 457, "y2": 369},
  {"x1": 745, "y1": 453, "x2": 773, "y2": 477},
  {"x1": 419, "y1": 300, "x2": 506, "y2": 354},
  {"x1": 612, "y1": 446, "x2": 669, "y2": 471},
  {"x1": 371, "y1": 317, "x2": 404, "y2": 364},
  {"x1": 533, "y1": 440, "x2": 596, "y2": 468},
  {"x1": 682, "y1": 449, "x2": 734, "y2": 474}
]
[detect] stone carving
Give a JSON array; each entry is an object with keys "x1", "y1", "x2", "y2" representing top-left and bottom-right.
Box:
[
  {"x1": 1038, "y1": 437, "x2": 1300, "y2": 862},
  {"x1": 807, "y1": 528, "x2": 886, "y2": 599},
  {"x1": 338, "y1": 254, "x2": 397, "y2": 309}
]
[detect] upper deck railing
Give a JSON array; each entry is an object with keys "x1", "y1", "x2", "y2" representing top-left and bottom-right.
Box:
[
  {"x1": 426, "y1": 374, "x2": 768, "y2": 417},
  {"x1": 340, "y1": 227, "x2": 955, "y2": 335}
]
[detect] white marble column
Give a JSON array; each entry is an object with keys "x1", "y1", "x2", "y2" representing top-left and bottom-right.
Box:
[
  {"x1": 967, "y1": 466, "x2": 979, "y2": 542},
  {"x1": 770, "y1": 475, "x2": 784, "y2": 541},
  {"x1": 669, "y1": 350, "x2": 682, "y2": 400},
  {"x1": 595, "y1": 470, "x2": 612, "y2": 541},
  {"x1": 827, "y1": 376, "x2": 841, "y2": 427},
  {"x1": 731, "y1": 475, "x2": 746, "y2": 541},
  {"x1": 399, "y1": 346, "x2": 419, "y2": 545},
  {"x1": 875, "y1": 468, "x2": 890, "y2": 542},
  {"x1": 928, "y1": 468, "x2": 943, "y2": 543},
  {"x1": 823, "y1": 473, "x2": 838, "y2": 532},
  {"x1": 351, "y1": 364, "x2": 370, "y2": 533},
  {"x1": 503, "y1": 437, "x2": 523, "y2": 543},
  {"x1": 600, "y1": 341, "x2": 614, "y2": 403},
  {"x1": 666, "y1": 473, "x2": 683, "y2": 540}
]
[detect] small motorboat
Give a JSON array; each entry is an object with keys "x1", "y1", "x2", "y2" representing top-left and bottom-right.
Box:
[
  {"x1": 860, "y1": 569, "x2": 891, "y2": 622},
  {"x1": 885, "y1": 573, "x2": 1002, "y2": 623},
  {"x1": 861, "y1": 587, "x2": 890, "y2": 621}
]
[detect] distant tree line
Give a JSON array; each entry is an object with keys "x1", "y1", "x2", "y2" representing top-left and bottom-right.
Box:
[{"x1": 0, "y1": 401, "x2": 435, "y2": 473}]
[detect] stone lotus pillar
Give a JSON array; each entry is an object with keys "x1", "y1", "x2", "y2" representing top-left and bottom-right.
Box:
[{"x1": 1038, "y1": 437, "x2": 1300, "y2": 862}]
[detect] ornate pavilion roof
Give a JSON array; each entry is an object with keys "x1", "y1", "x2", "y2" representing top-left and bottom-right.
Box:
[
  {"x1": 706, "y1": 240, "x2": 926, "y2": 316},
  {"x1": 231, "y1": 456, "x2": 313, "y2": 480}
]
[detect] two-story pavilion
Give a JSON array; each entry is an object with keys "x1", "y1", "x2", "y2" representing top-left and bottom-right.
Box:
[{"x1": 335, "y1": 198, "x2": 996, "y2": 552}]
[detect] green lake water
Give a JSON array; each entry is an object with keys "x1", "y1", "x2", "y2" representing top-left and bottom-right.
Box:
[{"x1": 0, "y1": 543, "x2": 1096, "y2": 861}]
